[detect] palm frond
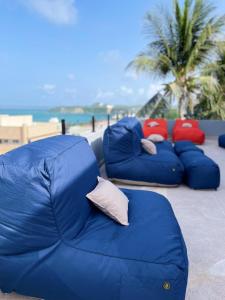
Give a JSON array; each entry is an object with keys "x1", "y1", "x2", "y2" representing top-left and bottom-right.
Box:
[
  {"x1": 128, "y1": 0, "x2": 225, "y2": 118},
  {"x1": 127, "y1": 55, "x2": 156, "y2": 74}
]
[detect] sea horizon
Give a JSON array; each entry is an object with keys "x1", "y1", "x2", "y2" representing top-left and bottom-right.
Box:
[{"x1": 0, "y1": 108, "x2": 109, "y2": 124}]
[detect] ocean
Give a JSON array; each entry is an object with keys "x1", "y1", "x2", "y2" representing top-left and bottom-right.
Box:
[{"x1": 0, "y1": 109, "x2": 108, "y2": 125}]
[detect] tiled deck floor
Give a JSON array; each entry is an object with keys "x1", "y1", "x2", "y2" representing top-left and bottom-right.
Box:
[{"x1": 1, "y1": 138, "x2": 225, "y2": 300}]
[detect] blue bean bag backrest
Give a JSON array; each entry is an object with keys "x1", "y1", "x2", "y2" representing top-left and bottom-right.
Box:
[
  {"x1": 104, "y1": 117, "x2": 143, "y2": 164},
  {"x1": 0, "y1": 135, "x2": 99, "y2": 255},
  {"x1": 117, "y1": 117, "x2": 144, "y2": 139}
]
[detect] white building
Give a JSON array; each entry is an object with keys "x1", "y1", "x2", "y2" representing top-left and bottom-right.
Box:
[{"x1": 0, "y1": 115, "x2": 33, "y2": 127}]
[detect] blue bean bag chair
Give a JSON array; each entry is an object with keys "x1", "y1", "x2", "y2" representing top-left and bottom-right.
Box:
[
  {"x1": 0, "y1": 135, "x2": 188, "y2": 300},
  {"x1": 218, "y1": 134, "x2": 225, "y2": 148},
  {"x1": 174, "y1": 141, "x2": 220, "y2": 189},
  {"x1": 103, "y1": 117, "x2": 184, "y2": 186}
]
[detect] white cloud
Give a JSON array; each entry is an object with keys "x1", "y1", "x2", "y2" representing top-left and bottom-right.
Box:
[
  {"x1": 120, "y1": 85, "x2": 133, "y2": 96},
  {"x1": 67, "y1": 73, "x2": 76, "y2": 80},
  {"x1": 40, "y1": 83, "x2": 56, "y2": 95},
  {"x1": 94, "y1": 82, "x2": 163, "y2": 104},
  {"x1": 96, "y1": 89, "x2": 115, "y2": 100},
  {"x1": 99, "y1": 49, "x2": 122, "y2": 64},
  {"x1": 20, "y1": 0, "x2": 77, "y2": 25},
  {"x1": 125, "y1": 70, "x2": 138, "y2": 80}
]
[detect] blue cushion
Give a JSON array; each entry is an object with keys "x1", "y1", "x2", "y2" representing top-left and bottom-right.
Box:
[
  {"x1": 174, "y1": 141, "x2": 204, "y2": 155},
  {"x1": 116, "y1": 116, "x2": 144, "y2": 139},
  {"x1": 104, "y1": 118, "x2": 184, "y2": 185},
  {"x1": 155, "y1": 140, "x2": 174, "y2": 152},
  {"x1": 0, "y1": 135, "x2": 99, "y2": 255},
  {"x1": 0, "y1": 135, "x2": 188, "y2": 300},
  {"x1": 174, "y1": 141, "x2": 220, "y2": 189},
  {"x1": 218, "y1": 134, "x2": 225, "y2": 148},
  {"x1": 103, "y1": 121, "x2": 142, "y2": 164},
  {"x1": 106, "y1": 151, "x2": 184, "y2": 185}
]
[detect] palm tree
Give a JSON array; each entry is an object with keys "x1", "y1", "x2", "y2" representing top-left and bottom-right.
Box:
[
  {"x1": 136, "y1": 93, "x2": 170, "y2": 118},
  {"x1": 129, "y1": 0, "x2": 225, "y2": 118},
  {"x1": 194, "y1": 42, "x2": 225, "y2": 119}
]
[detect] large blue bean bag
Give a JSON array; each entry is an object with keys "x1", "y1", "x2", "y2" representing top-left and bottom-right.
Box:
[
  {"x1": 218, "y1": 134, "x2": 225, "y2": 148},
  {"x1": 0, "y1": 135, "x2": 188, "y2": 300},
  {"x1": 174, "y1": 141, "x2": 220, "y2": 189},
  {"x1": 103, "y1": 117, "x2": 184, "y2": 186}
]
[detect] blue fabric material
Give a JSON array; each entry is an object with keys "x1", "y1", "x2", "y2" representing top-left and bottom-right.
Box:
[
  {"x1": 116, "y1": 116, "x2": 144, "y2": 139},
  {"x1": 0, "y1": 135, "x2": 188, "y2": 300},
  {"x1": 174, "y1": 141, "x2": 220, "y2": 189},
  {"x1": 218, "y1": 134, "x2": 225, "y2": 148},
  {"x1": 156, "y1": 140, "x2": 174, "y2": 152},
  {"x1": 174, "y1": 141, "x2": 204, "y2": 155},
  {"x1": 104, "y1": 117, "x2": 184, "y2": 185},
  {"x1": 0, "y1": 136, "x2": 99, "y2": 255}
]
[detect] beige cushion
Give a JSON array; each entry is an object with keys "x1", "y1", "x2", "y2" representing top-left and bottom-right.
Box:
[
  {"x1": 148, "y1": 121, "x2": 159, "y2": 127},
  {"x1": 141, "y1": 139, "x2": 157, "y2": 155},
  {"x1": 148, "y1": 134, "x2": 164, "y2": 142},
  {"x1": 86, "y1": 177, "x2": 129, "y2": 226},
  {"x1": 182, "y1": 122, "x2": 192, "y2": 128}
]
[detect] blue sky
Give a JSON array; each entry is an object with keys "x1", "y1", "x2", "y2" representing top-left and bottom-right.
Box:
[{"x1": 0, "y1": 0, "x2": 224, "y2": 108}]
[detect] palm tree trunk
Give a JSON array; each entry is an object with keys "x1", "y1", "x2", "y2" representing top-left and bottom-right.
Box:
[{"x1": 178, "y1": 95, "x2": 187, "y2": 119}]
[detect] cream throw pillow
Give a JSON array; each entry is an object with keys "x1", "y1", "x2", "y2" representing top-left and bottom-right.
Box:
[
  {"x1": 147, "y1": 134, "x2": 164, "y2": 142},
  {"x1": 182, "y1": 122, "x2": 192, "y2": 128},
  {"x1": 148, "y1": 121, "x2": 159, "y2": 127},
  {"x1": 141, "y1": 139, "x2": 157, "y2": 155},
  {"x1": 86, "y1": 177, "x2": 129, "y2": 226}
]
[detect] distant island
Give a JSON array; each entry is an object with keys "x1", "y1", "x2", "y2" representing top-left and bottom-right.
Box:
[{"x1": 50, "y1": 102, "x2": 141, "y2": 115}]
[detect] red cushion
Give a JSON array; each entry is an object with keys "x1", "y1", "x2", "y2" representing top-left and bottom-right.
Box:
[
  {"x1": 173, "y1": 128, "x2": 205, "y2": 144},
  {"x1": 174, "y1": 119, "x2": 199, "y2": 128},
  {"x1": 143, "y1": 118, "x2": 168, "y2": 139},
  {"x1": 173, "y1": 119, "x2": 205, "y2": 144}
]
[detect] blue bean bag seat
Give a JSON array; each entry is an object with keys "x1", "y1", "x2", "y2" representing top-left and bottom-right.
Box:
[
  {"x1": 0, "y1": 135, "x2": 188, "y2": 300},
  {"x1": 174, "y1": 141, "x2": 220, "y2": 189},
  {"x1": 103, "y1": 117, "x2": 184, "y2": 186},
  {"x1": 218, "y1": 134, "x2": 225, "y2": 148}
]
